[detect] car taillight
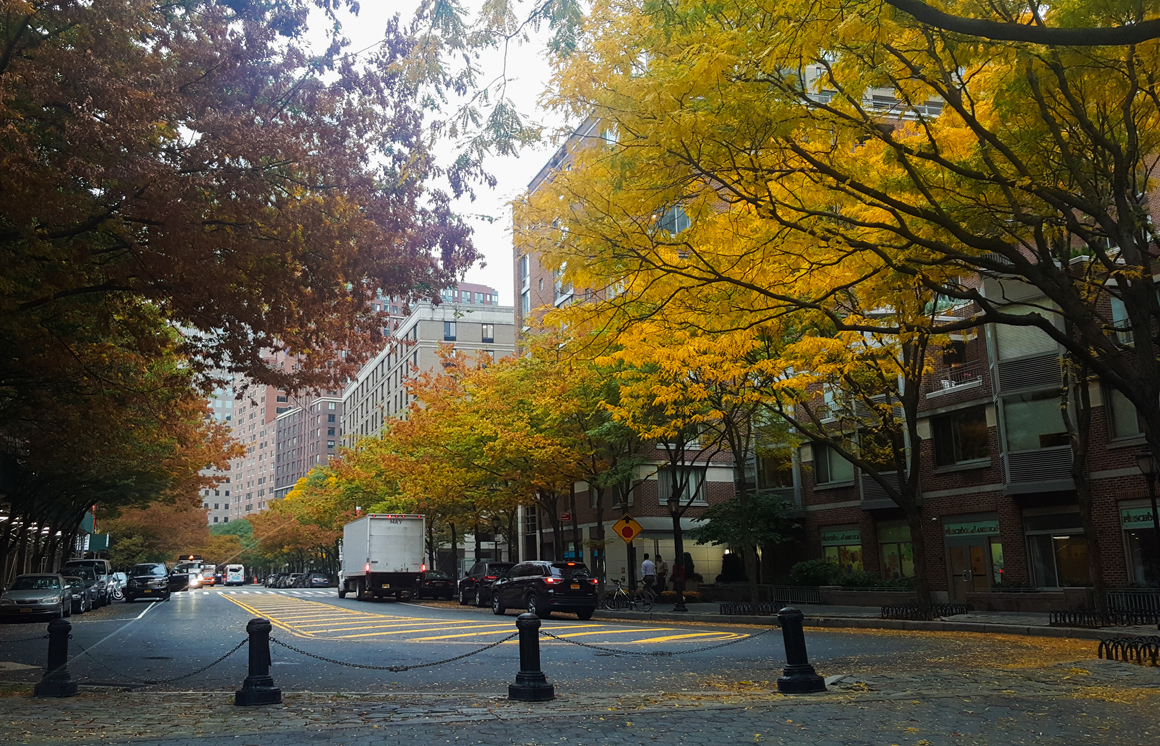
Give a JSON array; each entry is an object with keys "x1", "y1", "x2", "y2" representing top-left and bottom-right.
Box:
[
  {"x1": 421, "y1": 564, "x2": 427, "y2": 572},
  {"x1": 588, "y1": 578, "x2": 598, "y2": 585},
  {"x1": 544, "y1": 577, "x2": 563, "y2": 584},
  {"x1": 484, "y1": 575, "x2": 497, "y2": 581},
  {"x1": 364, "y1": 563, "x2": 370, "y2": 573}
]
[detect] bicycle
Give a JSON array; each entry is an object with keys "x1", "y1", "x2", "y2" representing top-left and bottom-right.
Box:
[{"x1": 599, "y1": 579, "x2": 654, "y2": 612}]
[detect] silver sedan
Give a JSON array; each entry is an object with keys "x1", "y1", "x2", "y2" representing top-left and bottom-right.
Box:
[{"x1": 0, "y1": 573, "x2": 69, "y2": 620}]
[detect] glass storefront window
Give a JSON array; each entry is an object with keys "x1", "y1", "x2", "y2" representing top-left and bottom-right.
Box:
[
  {"x1": 1028, "y1": 534, "x2": 1090, "y2": 587},
  {"x1": 878, "y1": 524, "x2": 914, "y2": 579},
  {"x1": 823, "y1": 544, "x2": 863, "y2": 574},
  {"x1": 1126, "y1": 529, "x2": 1160, "y2": 586},
  {"x1": 990, "y1": 540, "x2": 1005, "y2": 585}
]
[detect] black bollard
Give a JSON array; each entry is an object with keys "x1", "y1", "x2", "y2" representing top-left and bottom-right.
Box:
[
  {"x1": 34, "y1": 618, "x2": 77, "y2": 698},
  {"x1": 775, "y1": 607, "x2": 826, "y2": 694},
  {"x1": 235, "y1": 617, "x2": 282, "y2": 706},
  {"x1": 508, "y1": 613, "x2": 555, "y2": 701}
]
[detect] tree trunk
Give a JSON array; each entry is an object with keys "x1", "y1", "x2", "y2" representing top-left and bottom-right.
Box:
[
  {"x1": 593, "y1": 486, "x2": 607, "y2": 589},
  {"x1": 1062, "y1": 354, "x2": 1105, "y2": 614},
  {"x1": 473, "y1": 518, "x2": 482, "y2": 562},
  {"x1": 569, "y1": 484, "x2": 581, "y2": 562},
  {"x1": 447, "y1": 523, "x2": 458, "y2": 577}
]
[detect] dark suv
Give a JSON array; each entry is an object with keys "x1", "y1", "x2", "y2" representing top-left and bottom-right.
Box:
[
  {"x1": 458, "y1": 561, "x2": 514, "y2": 607},
  {"x1": 490, "y1": 561, "x2": 598, "y2": 620}
]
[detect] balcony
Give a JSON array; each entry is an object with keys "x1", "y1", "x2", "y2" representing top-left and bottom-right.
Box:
[
  {"x1": 924, "y1": 359, "x2": 984, "y2": 397},
  {"x1": 1004, "y1": 446, "x2": 1073, "y2": 492}
]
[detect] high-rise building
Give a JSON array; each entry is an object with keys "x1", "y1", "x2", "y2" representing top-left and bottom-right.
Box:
[{"x1": 342, "y1": 282, "x2": 515, "y2": 444}]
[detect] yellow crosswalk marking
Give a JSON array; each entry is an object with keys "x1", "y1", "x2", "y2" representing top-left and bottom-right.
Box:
[{"x1": 221, "y1": 593, "x2": 746, "y2": 646}]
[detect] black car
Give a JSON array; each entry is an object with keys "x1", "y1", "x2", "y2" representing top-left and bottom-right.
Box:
[
  {"x1": 70, "y1": 567, "x2": 106, "y2": 609},
  {"x1": 490, "y1": 561, "x2": 597, "y2": 620},
  {"x1": 124, "y1": 562, "x2": 181, "y2": 601},
  {"x1": 62, "y1": 577, "x2": 93, "y2": 612},
  {"x1": 416, "y1": 571, "x2": 454, "y2": 600},
  {"x1": 458, "y1": 561, "x2": 514, "y2": 607}
]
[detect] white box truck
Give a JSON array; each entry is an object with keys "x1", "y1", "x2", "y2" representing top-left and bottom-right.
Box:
[{"x1": 338, "y1": 514, "x2": 426, "y2": 601}]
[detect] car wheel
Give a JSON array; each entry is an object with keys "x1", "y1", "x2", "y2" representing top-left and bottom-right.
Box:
[
  {"x1": 338, "y1": 586, "x2": 347, "y2": 599},
  {"x1": 576, "y1": 608, "x2": 594, "y2": 621},
  {"x1": 526, "y1": 594, "x2": 549, "y2": 619},
  {"x1": 492, "y1": 592, "x2": 506, "y2": 615},
  {"x1": 474, "y1": 588, "x2": 484, "y2": 607},
  {"x1": 458, "y1": 587, "x2": 469, "y2": 606}
]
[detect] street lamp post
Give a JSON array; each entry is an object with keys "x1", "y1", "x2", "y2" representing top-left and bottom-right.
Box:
[
  {"x1": 1136, "y1": 452, "x2": 1160, "y2": 583},
  {"x1": 666, "y1": 496, "x2": 688, "y2": 612}
]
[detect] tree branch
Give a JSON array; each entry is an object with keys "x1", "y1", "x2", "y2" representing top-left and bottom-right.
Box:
[{"x1": 885, "y1": 0, "x2": 1160, "y2": 45}]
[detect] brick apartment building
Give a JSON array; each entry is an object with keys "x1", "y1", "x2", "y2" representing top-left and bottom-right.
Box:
[
  {"x1": 796, "y1": 278, "x2": 1159, "y2": 605},
  {"x1": 515, "y1": 110, "x2": 1160, "y2": 601}
]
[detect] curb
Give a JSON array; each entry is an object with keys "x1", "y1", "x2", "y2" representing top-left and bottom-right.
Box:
[{"x1": 593, "y1": 610, "x2": 1155, "y2": 641}]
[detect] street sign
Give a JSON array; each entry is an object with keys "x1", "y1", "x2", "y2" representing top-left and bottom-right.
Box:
[
  {"x1": 612, "y1": 514, "x2": 643, "y2": 543},
  {"x1": 560, "y1": 512, "x2": 572, "y2": 522}
]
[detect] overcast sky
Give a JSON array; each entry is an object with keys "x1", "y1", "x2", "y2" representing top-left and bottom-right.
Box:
[{"x1": 317, "y1": 3, "x2": 571, "y2": 306}]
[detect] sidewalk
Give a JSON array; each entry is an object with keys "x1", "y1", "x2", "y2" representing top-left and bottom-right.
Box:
[{"x1": 595, "y1": 602, "x2": 1160, "y2": 640}]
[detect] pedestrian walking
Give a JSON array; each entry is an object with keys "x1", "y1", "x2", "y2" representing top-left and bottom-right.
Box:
[
  {"x1": 641, "y1": 553, "x2": 656, "y2": 592},
  {"x1": 655, "y1": 555, "x2": 668, "y2": 593}
]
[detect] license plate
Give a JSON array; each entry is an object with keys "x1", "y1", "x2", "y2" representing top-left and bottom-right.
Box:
[
  {"x1": 570, "y1": 584, "x2": 580, "y2": 589},
  {"x1": 144, "y1": 590, "x2": 152, "y2": 594},
  {"x1": 382, "y1": 583, "x2": 391, "y2": 589},
  {"x1": 20, "y1": 608, "x2": 31, "y2": 613}
]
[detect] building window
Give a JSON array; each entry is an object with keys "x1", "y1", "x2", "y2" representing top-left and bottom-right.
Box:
[
  {"x1": 1003, "y1": 391, "x2": 1068, "y2": 450},
  {"x1": 932, "y1": 406, "x2": 989, "y2": 466},
  {"x1": 327, "y1": 440, "x2": 335, "y2": 449},
  {"x1": 327, "y1": 427, "x2": 335, "y2": 436},
  {"x1": 658, "y1": 205, "x2": 691, "y2": 235},
  {"x1": 1108, "y1": 388, "x2": 1145, "y2": 439},
  {"x1": 757, "y1": 453, "x2": 793, "y2": 489},
  {"x1": 213, "y1": 517, "x2": 219, "y2": 523},
  {"x1": 328, "y1": 414, "x2": 335, "y2": 422},
  {"x1": 328, "y1": 402, "x2": 336, "y2": 410},
  {"x1": 481, "y1": 324, "x2": 494, "y2": 343},
  {"x1": 812, "y1": 443, "x2": 854, "y2": 486},
  {"x1": 820, "y1": 526, "x2": 863, "y2": 574},
  {"x1": 1025, "y1": 512, "x2": 1090, "y2": 588},
  {"x1": 519, "y1": 255, "x2": 529, "y2": 288},
  {"x1": 444, "y1": 321, "x2": 456, "y2": 341},
  {"x1": 656, "y1": 466, "x2": 707, "y2": 506},
  {"x1": 521, "y1": 290, "x2": 530, "y2": 316}
]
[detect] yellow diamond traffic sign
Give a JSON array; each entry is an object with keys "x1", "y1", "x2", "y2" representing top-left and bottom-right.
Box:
[{"x1": 612, "y1": 514, "x2": 643, "y2": 543}]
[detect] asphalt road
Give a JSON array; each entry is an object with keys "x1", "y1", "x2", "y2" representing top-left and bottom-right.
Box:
[{"x1": 0, "y1": 586, "x2": 978, "y2": 693}]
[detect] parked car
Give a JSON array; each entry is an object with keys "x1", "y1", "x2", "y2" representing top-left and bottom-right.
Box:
[
  {"x1": 62, "y1": 559, "x2": 112, "y2": 606},
  {"x1": 63, "y1": 576, "x2": 93, "y2": 614},
  {"x1": 490, "y1": 561, "x2": 597, "y2": 620},
  {"x1": 0, "y1": 574, "x2": 70, "y2": 620},
  {"x1": 71, "y1": 567, "x2": 106, "y2": 609},
  {"x1": 214, "y1": 571, "x2": 224, "y2": 585},
  {"x1": 124, "y1": 562, "x2": 181, "y2": 602},
  {"x1": 458, "y1": 561, "x2": 514, "y2": 607},
  {"x1": 110, "y1": 572, "x2": 128, "y2": 601},
  {"x1": 303, "y1": 572, "x2": 332, "y2": 589},
  {"x1": 286, "y1": 573, "x2": 305, "y2": 588},
  {"x1": 416, "y1": 571, "x2": 454, "y2": 600}
]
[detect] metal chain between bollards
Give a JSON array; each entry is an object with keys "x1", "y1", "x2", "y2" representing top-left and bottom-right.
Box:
[
  {"x1": 0, "y1": 633, "x2": 50, "y2": 645},
  {"x1": 69, "y1": 636, "x2": 249, "y2": 686},
  {"x1": 538, "y1": 626, "x2": 777, "y2": 658},
  {"x1": 269, "y1": 632, "x2": 519, "y2": 673}
]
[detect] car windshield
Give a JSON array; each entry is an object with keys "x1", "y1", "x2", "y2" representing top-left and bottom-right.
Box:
[
  {"x1": 10, "y1": 576, "x2": 60, "y2": 590},
  {"x1": 174, "y1": 563, "x2": 198, "y2": 573},
  {"x1": 424, "y1": 572, "x2": 449, "y2": 580},
  {"x1": 132, "y1": 564, "x2": 167, "y2": 577},
  {"x1": 73, "y1": 568, "x2": 96, "y2": 581}
]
